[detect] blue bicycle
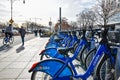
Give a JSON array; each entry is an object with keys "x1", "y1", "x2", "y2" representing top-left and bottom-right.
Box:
[
  {"x1": 40, "y1": 31, "x2": 78, "y2": 60},
  {"x1": 45, "y1": 31, "x2": 71, "y2": 49},
  {"x1": 3, "y1": 35, "x2": 14, "y2": 45},
  {"x1": 29, "y1": 29, "x2": 117, "y2": 80}
]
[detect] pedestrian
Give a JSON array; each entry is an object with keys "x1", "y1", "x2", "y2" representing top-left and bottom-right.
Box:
[
  {"x1": 39, "y1": 29, "x2": 42, "y2": 37},
  {"x1": 34, "y1": 30, "x2": 38, "y2": 37},
  {"x1": 19, "y1": 26, "x2": 26, "y2": 46}
]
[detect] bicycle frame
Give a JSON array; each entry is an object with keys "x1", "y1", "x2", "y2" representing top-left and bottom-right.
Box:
[
  {"x1": 29, "y1": 37, "x2": 87, "y2": 77},
  {"x1": 74, "y1": 44, "x2": 115, "y2": 80},
  {"x1": 45, "y1": 32, "x2": 72, "y2": 49}
]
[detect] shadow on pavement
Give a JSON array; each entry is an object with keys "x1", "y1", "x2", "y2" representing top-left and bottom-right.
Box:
[
  {"x1": 16, "y1": 45, "x2": 25, "y2": 53},
  {"x1": 0, "y1": 44, "x2": 12, "y2": 52}
]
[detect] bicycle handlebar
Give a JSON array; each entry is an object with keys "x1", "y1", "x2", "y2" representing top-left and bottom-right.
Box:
[{"x1": 108, "y1": 41, "x2": 120, "y2": 47}]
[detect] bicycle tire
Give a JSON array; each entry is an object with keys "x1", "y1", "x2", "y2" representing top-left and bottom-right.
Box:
[
  {"x1": 3, "y1": 38, "x2": 6, "y2": 45},
  {"x1": 95, "y1": 55, "x2": 115, "y2": 80},
  {"x1": 9, "y1": 37, "x2": 14, "y2": 44},
  {"x1": 85, "y1": 48, "x2": 96, "y2": 69},
  {"x1": 40, "y1": 54, "x2": 50, "y2": 60},
  {"x1": 79, "y1": 46, "x2": 86, "y2": 64},
  {"x1": 3, "y1": 37, "x2": 14, "y2": 45},
  {"x1": 76, "y1": 45, "x2": 85, "y2": 62},
  {"x1": 81, "y1": 47, "x2": 89, "y2": 65},
  {"x1": 31, "y1": 71, "x2": 52, "y2": 80},
  {"x1": 115, "y1": 54, "x2": 120, "y2": 80}
]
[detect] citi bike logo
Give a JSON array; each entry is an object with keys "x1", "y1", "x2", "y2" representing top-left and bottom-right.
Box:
[{"x1": 38, "y1": 66, "x2": 50, "y2": 70}]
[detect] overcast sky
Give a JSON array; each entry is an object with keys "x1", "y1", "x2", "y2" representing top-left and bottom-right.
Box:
[{"x1": 0, "y1": 0, "x2": 96, "y2": 26}]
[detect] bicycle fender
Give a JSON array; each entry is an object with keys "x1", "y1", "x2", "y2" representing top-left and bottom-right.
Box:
[
  {"x1": 39, "y1": 48, "x2": 64, "y2": 58},
  {"x1": 28, "y1": 59, "x2": 73, "y2": 77},
  {"x1": 39, "y1": 48, "x2": 57, "y2": 55},
  {"x1": 45, "y1": 43, "x2": 59, "y2": 49}
]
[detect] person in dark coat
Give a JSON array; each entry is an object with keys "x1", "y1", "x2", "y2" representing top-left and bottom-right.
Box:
[
  {"x1": 19, "y1": 26, "x2": 26, "y2": 46},
  {"x1": 39, "y1": 29, "x2": 42, "y2": 37}
]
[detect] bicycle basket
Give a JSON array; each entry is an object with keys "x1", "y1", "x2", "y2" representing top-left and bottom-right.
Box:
[{"x1": 108, "y1": 31, "x2": 120, "y2": 43}]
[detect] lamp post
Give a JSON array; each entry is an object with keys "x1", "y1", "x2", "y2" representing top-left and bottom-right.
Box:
[
  {"x1": 59, "y1": 7, "x2": 61, "y2": 31},
  {"x1": 49, "y1": 18, "x2": 52, "y2": 33},
  {"x1": 9, "y1": 0, "x2": 25, "y2": 24}
]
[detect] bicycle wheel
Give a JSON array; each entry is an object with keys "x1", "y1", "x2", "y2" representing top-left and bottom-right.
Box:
[
  {"x1": 85, "y1": 48, "x2": 96, "y2": 69},
  {"x1": 81, "y1": 47, "x2": 88, "y2": 64},
  {"x1": 76, "y1": 45, "x2": 85, "y2": 61},
  {"x1": 95, "y1": 55, "x2": 115, "y2": 80},
  {"x1": 40, "y1": 54, "x2": 50, "y2": 60},
  {"x1": 115, "y1": 50, "x2": 120, "y2": 80},
  {"x1": 3, "y1": 37, "x2": 8, "y2": 45},
  {"x1": 79, "y1": 46, "x2": 86, "y2": 64},
  {"x1": 40, "y1": 54, "x2": 44, "y2": 60},
  {"x1": 31, "y1": 71, "x2": 52, "y2": 80},
  {"x1": 9, "y1": 37, "x2": 14, "y2": 44}
]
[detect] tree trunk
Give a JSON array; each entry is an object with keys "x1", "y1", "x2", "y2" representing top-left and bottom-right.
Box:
[{"x1": 104, "y1": 18, "x2": 107, "y2": 28}]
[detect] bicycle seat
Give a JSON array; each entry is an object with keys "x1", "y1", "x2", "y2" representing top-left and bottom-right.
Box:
[{"x1": 57, "y1": 47, "x2": 74, "y2": 57}]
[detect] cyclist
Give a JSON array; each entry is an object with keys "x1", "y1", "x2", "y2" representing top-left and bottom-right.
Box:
[{"x1": 4, "y1": 24, "x2": 13, "y2": 39}]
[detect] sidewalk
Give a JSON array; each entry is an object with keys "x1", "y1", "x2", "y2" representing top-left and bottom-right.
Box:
[
  {"x1": 0, "y1": 33, "x2": 35, "y2": 46},
  {"x1": 0, "y1": 37, "x2": 48, "y2": 80},
  {"x1": 0, "y1": 37, "x2": 93, "y2": 80}
]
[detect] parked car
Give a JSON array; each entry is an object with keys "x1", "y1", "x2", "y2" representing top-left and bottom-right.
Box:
[
  {"x1": 41, "y1": 29, "x2": 51, "y2": 37},
  {"x1": 26, "y1": 30, "x2": 33, "y2": 34},
  {"x1": 13, "y1": 29, "x2": 19, "y2": 35}
]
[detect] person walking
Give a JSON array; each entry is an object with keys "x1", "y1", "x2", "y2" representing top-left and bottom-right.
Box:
[
  {"x1": 39, "y1": 29, "x2": 42, "y2": 37},
  {"x1": 19, "y1": 26, "x2": 26, "y2": 46},
  {"x1": 34, "y1": 29, "x2": 38, "y2": 37}
]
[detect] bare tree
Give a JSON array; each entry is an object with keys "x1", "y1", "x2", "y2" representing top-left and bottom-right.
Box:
[
  {"x1": 76, "y1": 8, "x2": 97, "y2": 29},
  {"x1": 93, "y1": 0, "x2": 118, "y2": 28},
  {"x1": 76, "y1": 10, "x2": 87, "y2": 29},
  {"x1": 70, "y1": 21, "x2": 78, "y2": 30}
]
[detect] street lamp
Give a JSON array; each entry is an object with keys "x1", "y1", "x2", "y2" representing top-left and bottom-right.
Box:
[
  {"x1": 9, "y1": 0, "x2": 25, "y2": 24},
  {"x1": 49, "y1": 18, "x2": 52, "y2": 33}
]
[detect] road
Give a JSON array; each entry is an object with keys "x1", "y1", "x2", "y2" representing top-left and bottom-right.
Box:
[{"x1": 0, "y1": 33, "x2": 37, "y2": 51}]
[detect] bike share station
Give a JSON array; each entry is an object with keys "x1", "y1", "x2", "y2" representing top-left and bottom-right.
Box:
[
  {"x1": 27, "y1": 7, "x2": 120, "y2": 80},
  {"x1": 27, "y1": 28, "x2": 120, "y2": 80}
]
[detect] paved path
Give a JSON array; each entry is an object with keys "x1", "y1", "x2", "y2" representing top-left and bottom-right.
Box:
[
  {"x1": 0, "y1": 37, "x2": 93, "y2": 80},
  {"x1": 0, "y1": 37, "x2": 48, "y2": 80},
  {"x1": 0, "y1": 34, "x2": 35, "y2": 47}
]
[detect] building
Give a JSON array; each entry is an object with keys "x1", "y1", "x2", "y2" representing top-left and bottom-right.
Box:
[{"x1": 54, "y1": 21, "x2": 71, "y2": 31}]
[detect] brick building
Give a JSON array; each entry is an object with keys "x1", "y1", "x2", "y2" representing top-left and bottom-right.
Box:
[{"x1": 54, "y1": 20, "x2": 71, "y2": 31}]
